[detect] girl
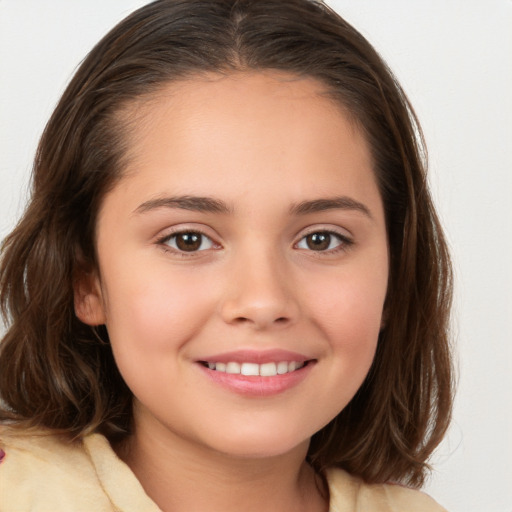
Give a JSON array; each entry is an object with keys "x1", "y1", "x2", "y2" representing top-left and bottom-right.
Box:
[{"x1": 0, "y1": 1, "x2": 453, "y2": 510}]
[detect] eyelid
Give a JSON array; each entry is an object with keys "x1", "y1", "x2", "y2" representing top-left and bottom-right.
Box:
[{"x1": 296, "y1": 224, "x2": 353, "y2": 241}]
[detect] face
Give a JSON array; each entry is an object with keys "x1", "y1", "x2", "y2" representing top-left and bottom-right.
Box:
[{"x1": 76, "y1": 72, "x2": 389, "y2": 459}]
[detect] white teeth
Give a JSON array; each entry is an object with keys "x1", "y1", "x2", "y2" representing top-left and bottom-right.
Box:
[
  {"x1": 226, "y1": 362, "x2": 241, "y2": 374},
  {"x1": 260, "y1": 362, "x2": 277, "y2": 377},
  {"x1": 206, "y1": 360, "x2": 305, "y2": 375},
  {"x1": 277, "y1": 361, "x2": 289, "y2": 374},
  {"x1": 241, "y1": 363, "x2": 259, "y2": 376}
]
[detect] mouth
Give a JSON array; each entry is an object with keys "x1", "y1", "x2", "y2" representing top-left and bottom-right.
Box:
[
  {"x1": 196, "y1": 350, "x2": 316, "y2": 396},
  {"x1": 199, "y1": 360, "x2": 313, "y2": 377}
]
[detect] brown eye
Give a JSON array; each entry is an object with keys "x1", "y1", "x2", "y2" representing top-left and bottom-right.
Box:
[
  {"x1": 306, "y1": 232, "x2": 330, "y2": 251},
  {"x1": 164, "y1": 231, "x2": 215, "y2": 252},
  {"x1": 297, "y1": 231, "x2": 347, "y2": 252}
]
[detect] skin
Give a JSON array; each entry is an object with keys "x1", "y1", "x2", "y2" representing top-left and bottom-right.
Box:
[{"x1": 76, "y1": 71, "x2": 389, "y2": 512}]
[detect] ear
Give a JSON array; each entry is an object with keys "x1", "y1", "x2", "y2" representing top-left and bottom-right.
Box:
[{"x1": 73, "y1": 268, "x2": 106, "y2": 326}]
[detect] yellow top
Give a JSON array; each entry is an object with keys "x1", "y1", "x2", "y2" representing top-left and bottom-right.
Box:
[{"x1": 0, "y1": 428, "x2": 447, "y2": 511}]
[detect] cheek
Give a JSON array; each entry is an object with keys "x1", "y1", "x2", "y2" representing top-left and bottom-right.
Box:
[
  {"x1": 101, "y1": 264, "x2": 220, "y2": 405},
  {"x1": 101, "y1": 262, "x2": 217, "y2": 354},
  {"x1": 304, "y1": 262, "x2": 387, "y2": 361}
]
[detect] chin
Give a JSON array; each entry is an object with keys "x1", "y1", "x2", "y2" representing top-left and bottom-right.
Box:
[{"x1": 201, "y1": 427, "x2": 312, "y2": 461}]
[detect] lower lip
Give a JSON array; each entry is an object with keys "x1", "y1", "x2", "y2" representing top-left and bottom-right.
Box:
[{"x1": 197, "y1": 362, "x2": 315, "y2": 397}]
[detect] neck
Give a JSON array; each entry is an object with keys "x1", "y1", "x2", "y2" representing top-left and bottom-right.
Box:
[{"x1": 114, "y1": 414, "x2": 328, "y2": 512}]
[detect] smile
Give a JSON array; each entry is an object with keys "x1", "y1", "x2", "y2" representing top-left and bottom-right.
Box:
[
  {"x1": 202, "y1": 361, "x2": 307, "y2": 376},
  {"x1": 198, "y1": 358, "x2": 315, "y2": 397}
]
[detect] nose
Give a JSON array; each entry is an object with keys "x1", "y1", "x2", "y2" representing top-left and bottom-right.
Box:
[{"x1": 219, "y1": 248, "x2": 300, "y2": 330}]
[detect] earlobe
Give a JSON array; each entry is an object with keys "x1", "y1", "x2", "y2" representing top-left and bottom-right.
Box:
[{"x1": 73, "y1": 270, "x2": 106, "y2": 326}]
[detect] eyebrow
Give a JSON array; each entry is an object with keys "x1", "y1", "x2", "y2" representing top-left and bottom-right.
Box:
[
  {"x1": 134, "y1": 195, "x2": 232, "y2": 215},
  {"x1": 134, "y1": 194, "x2": 372, "y2": 218},
  {"x1": 290, "y1": 196, "x2": 372, "y2": 218}
]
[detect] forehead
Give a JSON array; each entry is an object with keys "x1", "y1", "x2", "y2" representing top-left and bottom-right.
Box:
[
  {"x1": 104, "y1": 71, "x2": 378, "y2": 213},
  {"x1": 127, "y1": 72, "x2": 369, "y2": 162}
]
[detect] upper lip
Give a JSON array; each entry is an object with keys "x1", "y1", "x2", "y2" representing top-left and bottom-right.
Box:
[{"x1": 197, "y1": 349, "x2": 313, "y2": 364}]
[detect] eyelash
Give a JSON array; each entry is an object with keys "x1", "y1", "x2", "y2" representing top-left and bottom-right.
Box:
[
  {"x1": 295, "y1": 230, "x2": 353, "y2": 254},
  {"x1": 157, "y1": 230, "x2": 219, "y2": 257},
  {"x1": 156, "y1": 228, "x2": 353, "y2": 256}
]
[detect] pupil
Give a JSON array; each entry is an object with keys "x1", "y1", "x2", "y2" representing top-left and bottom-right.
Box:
[
  {"x1": 307, "y1": 233, "x2": 330, "y2": 251},
  {"x1": 176, "y1": 232, "x2": 201, "y2": 251}
]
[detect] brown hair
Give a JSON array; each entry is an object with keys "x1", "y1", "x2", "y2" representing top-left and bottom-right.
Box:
[{"x1": 0, "y1": 0, "x2": 453, "y2": 487}]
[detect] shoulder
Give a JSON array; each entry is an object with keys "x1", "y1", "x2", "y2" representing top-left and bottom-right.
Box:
[
  {"x1": 0, "y1": 425, "x2": 115, "y2": 511},
  {"x1": 326, "y1": 468, "x2": 448, "y2": 512}
]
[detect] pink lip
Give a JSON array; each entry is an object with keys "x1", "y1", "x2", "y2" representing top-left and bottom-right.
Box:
[
  {"x1": 197, "y1": 349, "x2": 311, "y2": 365},
  {"x1": 195, "y1": 350, "x2": 316, "y2": 397}
]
